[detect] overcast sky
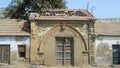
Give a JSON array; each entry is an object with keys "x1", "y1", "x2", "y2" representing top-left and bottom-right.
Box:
[{"x1": 0, "y1": 0, "x2": 120, "y2": 18}]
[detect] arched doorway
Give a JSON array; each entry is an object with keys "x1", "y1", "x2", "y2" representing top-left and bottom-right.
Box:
[{"x1": 38, "y1": 24, "x2": 87, "y2": 66}]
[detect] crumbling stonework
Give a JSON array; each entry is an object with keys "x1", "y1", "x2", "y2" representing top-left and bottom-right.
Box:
[{"x1": 30, "y1": 9, "x2": 95, "y2": 67}]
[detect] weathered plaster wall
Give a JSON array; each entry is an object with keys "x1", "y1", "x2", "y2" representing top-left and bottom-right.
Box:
[
  {"x1": 0, "y1": 36, "x2": 30, "y2": 64},
  {"x1": 95, "y1": 36, "x2": 120, "y2": 64}
]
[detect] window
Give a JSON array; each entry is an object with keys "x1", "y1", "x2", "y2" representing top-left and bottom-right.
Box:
[
  {"x1": 18, "y1": 45, "x2": 26, "y2": 58},
  {"x1": 112, "y1": 44, "x2": 120, "y2": 64}
]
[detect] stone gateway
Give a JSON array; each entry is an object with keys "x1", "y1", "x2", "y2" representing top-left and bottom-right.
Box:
[{"x1": 29, "y1": 9, "x2": 95, "y2": 67}]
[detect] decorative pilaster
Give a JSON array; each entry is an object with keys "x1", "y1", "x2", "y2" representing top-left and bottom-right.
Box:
[
  {"x1": 30, "y1": 20, "x2": 38, "y2": 63},
  {"x1": 87, "y1": 20, "x2": 96, "y2": 64}
]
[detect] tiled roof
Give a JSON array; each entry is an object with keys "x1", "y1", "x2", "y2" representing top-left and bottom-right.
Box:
[
  {"x1": 95, "y1": 22, "x2": 120, "y2": 36},
  {"x1": 0, "y1": 19, "x2": 30, "y2": 36},
  {"x1": 96, "y1": 18, "x2": 120, "y2": 23},
  {"x1": 29, "y1": 9, "x2": 95, "y2": 20}
]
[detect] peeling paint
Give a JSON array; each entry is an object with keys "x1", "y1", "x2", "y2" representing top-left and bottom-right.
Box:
[
  {"x1": 96, "y1": 36, "x2": 120, "y2": 64},
  {"x1": 0, "y1": 36, "x2": 30, "y2": 51}
]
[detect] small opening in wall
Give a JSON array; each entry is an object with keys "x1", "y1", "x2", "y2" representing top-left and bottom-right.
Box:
[{"x1": 18, "y1": 45, "x2": 26, "y2": 58}]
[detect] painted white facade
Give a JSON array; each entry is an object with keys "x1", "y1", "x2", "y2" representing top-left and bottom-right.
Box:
[
  {"x1": 96, "y1": 36, "x2": 120, "y2": 48},
  {"x1": 95, "y1": 36, "x2": 120, "y2": 64},
  {"x1": 0, "y1": 36, "x2": 30, "y2": 51},
  {"x1": 0, "y1": 36, "x2": 30, "y2": 64}
]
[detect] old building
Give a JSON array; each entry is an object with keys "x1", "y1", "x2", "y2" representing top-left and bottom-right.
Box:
[
  {"x1": 95, "y1": 18, "x2": 120, "y2": 65},
  {"x1": 0, "y1": 19, "x2": 30, "y2": 64},
  {"x1": 29, "y1": 9, "x2": 95, "y2": 66}
]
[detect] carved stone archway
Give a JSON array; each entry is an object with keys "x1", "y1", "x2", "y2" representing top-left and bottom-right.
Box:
[{"x1": 38, "y1": 24, "x2": 87, "y2": 53}]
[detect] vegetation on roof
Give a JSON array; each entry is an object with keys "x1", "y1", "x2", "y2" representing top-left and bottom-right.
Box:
[
  {"x1": 3, "y1": 0, "x2": 67, "y2": 20},
  {"x1": 0, "y1": 8, "x2": 5, "y2": 19}
]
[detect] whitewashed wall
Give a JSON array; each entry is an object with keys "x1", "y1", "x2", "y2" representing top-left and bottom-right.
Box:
[
  {"x1": 0, "y1": 36, "x2": 30, "y2": 51},
  {"x1": 95, "y1": 36, "x2": 120, "y2": 64},
  {"x1": 0, "y1": 36, "x2": 30, "y2": 64}
]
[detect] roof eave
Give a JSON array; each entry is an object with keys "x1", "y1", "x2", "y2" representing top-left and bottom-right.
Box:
[
  {"x1": 29, "y1": 17, "x2": 96, "y2": 21},
  {"x1": 95, "y1": 34, "x2": 120, "y2": 36},
  {"x1": 0, "y1": 34, "x2": 30, "y2": 36}
]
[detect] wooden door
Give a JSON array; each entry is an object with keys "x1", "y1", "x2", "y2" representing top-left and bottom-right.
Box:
[
  {"x1": 55, "y1": 37, "x2": 74, "y2": 66},
  {"x1": 0, "y1": 45, "x2": 10, "y2": 64}
]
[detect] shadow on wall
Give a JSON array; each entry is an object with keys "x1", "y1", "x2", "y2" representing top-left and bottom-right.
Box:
[
  {"x1": 18, "y1": 20, "x2": 30, "y2": 33},
  {"x1": 96, "y1": 43, "x2": 112, "y2": 64},
  {"x1": 22, "y1": 21, "x2": 30, "y2": 33}
]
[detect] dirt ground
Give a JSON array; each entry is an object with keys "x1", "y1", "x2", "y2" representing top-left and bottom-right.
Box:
[{"x1": 0, "y1": 62, "x2": 119, "y2": 68}]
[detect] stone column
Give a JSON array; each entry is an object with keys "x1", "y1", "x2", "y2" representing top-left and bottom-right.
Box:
[
  {"x1": 30, "y1": 21, "x2": 38, "y2": 63},
  {"x1": 87, "y1": 21, "x2": 96, "y2": 64}
]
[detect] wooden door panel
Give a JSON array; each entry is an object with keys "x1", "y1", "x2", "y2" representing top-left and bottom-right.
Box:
[
  {"x1": 64, "y1": 60, "x2": 71, "y2": 66},
  {"x1": 65, "y1": 46, "x2": 72, "y2": 52},
  {"x1": 65, "y1": 52, "x2": 71, "y2": 59},
  {"x1": 56, "y1": 37, "x2": 74, "y2": 66},
  {"x1": 56, "y1": 60, "x2": 64, "y2": 66},
  {"x1": 0, "y1": 45, "x2": 10, "y2": 64},
  {"x1": 56, "y1": 52, "x2": 64, "y2": 60},
  {"x1": 56, "y1": 46, "x2": 64, "y2": 52}
]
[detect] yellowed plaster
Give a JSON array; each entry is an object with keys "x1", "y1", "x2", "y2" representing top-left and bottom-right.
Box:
[{"x1": 40, "y1": 24, "x2": 87, "y2": 51}]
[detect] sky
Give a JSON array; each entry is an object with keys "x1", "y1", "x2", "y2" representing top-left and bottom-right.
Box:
[{"x1": 0, "y1": 0, "x2": 120, "y2": 18}]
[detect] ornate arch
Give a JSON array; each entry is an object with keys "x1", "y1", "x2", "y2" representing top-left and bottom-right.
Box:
[{"x1": 38, "y1": 24, "x2": 87, "y2": 53}]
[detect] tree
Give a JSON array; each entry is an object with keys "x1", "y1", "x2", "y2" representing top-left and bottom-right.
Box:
[{"x1": 4, "y1": 0, "x2": 66, "y2": 19}]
